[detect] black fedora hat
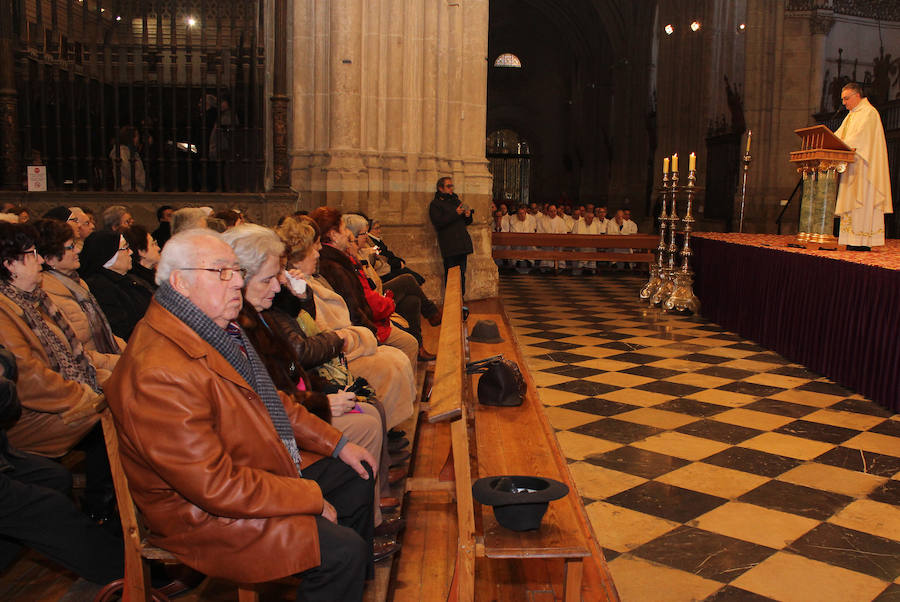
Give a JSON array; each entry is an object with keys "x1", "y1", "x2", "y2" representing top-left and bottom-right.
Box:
[
  {"x1": 472, "y1": 475, "x2": 569, "y2": 531},
  {"x1": 468, "y1": 319, "x2": 504, "y2": 343},
  {"x1": 477, "y1": 359, "x2": 525, "y2": 406}
]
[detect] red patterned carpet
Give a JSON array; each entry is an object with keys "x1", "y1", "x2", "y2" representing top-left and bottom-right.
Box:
[{"x1": 694, "y1": 233, "x2": 900, "y2": 271}]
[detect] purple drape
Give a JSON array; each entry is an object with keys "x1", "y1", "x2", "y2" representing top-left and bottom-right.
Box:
[{"x1": 693, "y1": 237, "x2": 900, "y2": 412}]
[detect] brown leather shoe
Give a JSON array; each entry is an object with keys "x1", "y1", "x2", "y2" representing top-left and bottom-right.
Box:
[
  {"x1": 375, "y1": 514, "x2": 406, "y2": 537},
  {"x1": 417, "y1": 348, "x2": 436, "y2": 362},
  {"x1": 373, "y1": 537, "x2": 401, "y2": 563}
]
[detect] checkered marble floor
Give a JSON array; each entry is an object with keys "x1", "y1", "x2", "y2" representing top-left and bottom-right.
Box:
[{"x1": 499, "y1": 272, "x2": 900, "y2": 602}]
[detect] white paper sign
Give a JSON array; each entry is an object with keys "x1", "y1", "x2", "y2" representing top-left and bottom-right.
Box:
[{"x1": 27, "y1": 165, "x2": 47, "y2": 192}]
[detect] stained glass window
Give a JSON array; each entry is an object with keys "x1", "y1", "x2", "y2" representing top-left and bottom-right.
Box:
[{"x1": 493, "y1": 53, "x2": 522, "y2": 68}]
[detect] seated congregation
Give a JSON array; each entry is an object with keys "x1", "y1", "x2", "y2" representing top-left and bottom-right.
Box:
[
  {"x1": 491, "y1": 201, "x2": 644, "y2": 274},
  {"x1": 0, "y1": 202, "x2": 445, "y2": 600}
]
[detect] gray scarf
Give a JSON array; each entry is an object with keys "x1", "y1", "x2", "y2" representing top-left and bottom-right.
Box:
[{"x1": 154, "y1": 282, "x2": 302, "y2": 475}]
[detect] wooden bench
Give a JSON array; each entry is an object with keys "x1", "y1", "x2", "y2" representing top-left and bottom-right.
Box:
[
  {"x1": 394, "y1": 267, "x2": 617, "y2": 601},
  {"x1": 492, "y1": 232, "x2": 659, "y2": 265}
]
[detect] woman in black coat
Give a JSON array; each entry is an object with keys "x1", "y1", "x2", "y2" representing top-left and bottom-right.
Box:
[{"x1": 78, "y1": 231, "x2": 153, "y2": 341}]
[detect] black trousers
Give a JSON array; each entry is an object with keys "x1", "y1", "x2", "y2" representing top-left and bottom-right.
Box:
[
  {"x1": 383, "y1": 274, "x2": 438, "y2": 344},
  {"x1": 442, "y1": 254, "x2": 469, "y2": 296},
  {"x1": 296, "y1": 457, "x2": 375, "y2": 602},
  {"x1": 0, "y1": 449, "x2": 125, "y2": 584}
]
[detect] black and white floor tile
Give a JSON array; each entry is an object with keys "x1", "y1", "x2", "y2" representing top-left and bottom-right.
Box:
[{"x1": 499, "y1": 272, "x2": 900, "y2": 602}]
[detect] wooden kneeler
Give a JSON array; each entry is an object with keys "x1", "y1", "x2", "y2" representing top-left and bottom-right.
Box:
[{"x1": 95, "y1": 409, "x2": 260, "y2": 602}]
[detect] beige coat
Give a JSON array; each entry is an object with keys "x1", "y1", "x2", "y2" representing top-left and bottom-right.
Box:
[
  {"x1": 0, "y1": 291, "x2": 106, "y2": 457},
  {"x1": 308, "y1": 275, "x2": 415, "y2": 429},
  {"x1": 41, "y1": 271, "x2": 125, "y2": 372}
]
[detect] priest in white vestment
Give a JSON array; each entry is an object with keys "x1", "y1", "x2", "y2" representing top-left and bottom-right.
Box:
[
  {"x1": 509, "y1": 205, "x2": 537, "y2": 273},
  {"x1": 536, "y1": 204, "x2": 568, "y2": 270},
  {"x1": 572, "y1": 211, "x2": 604, "y2": 274},
  {"x1": 834, "y1": 83, "x2": 893, "y2": 248}
]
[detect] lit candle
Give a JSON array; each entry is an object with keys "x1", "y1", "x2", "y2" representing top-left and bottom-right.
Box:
[
  {"x1": 746, "y1": 130, "x2": 752, "y2": 153},
  {"x1": 672, "y1": 153, "x2": 678, "y2": 173},
  {"x1": 663, "y1": 157, "x2": 669, "y2": 174},
  {"x1": 689, "y1": 152, "x2": 696, "y2": 171}
]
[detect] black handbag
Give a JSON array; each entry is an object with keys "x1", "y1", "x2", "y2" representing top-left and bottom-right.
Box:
[{"x1": 466, "y1": 355, "x2": 526, "y2": 407}]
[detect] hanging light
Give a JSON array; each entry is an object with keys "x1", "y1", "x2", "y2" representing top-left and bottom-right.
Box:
[
  {"x1": 690, "y1": 21, "x2": 701, "y2": 32},
  {"x1": 664, "y1": 24, "x2": 675, "y2": 35}
]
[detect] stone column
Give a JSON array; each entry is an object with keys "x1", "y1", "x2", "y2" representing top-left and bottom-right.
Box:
[
  {"x1": 271, "y1": 0, "x2": 291, "y2": 189},
  {"x1": 290, "y1": 0, "x2": 496, "y2": 300},
  {"x1": 809, "y1": 10, "x2": 834, "y2": 116}
]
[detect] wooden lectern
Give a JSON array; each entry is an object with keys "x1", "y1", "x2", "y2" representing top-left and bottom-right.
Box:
[{"x1": 789, "y1": 125, "x2": 855, "y2": 249}]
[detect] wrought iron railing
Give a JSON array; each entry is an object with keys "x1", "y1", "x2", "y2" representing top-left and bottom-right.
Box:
[{"x1": 10, "y1": 0, "x2": 266, "y2": 192}]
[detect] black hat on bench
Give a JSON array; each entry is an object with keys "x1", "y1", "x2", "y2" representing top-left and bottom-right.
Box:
[
  {"x1": 468, "y1": 319, "x2": 504, "y2": 344},
  {"x1": 472, "y1": 475, "x2": 569, "y2": 531}
]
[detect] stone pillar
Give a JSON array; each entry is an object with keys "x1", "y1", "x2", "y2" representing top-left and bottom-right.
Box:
[
  {"x1": 290, "y1": 0, "x2": 496, "y2": 300},
  {"x1": 809, "y1": 10, "x2": 834, "y2": 116},
  {"x1": 271, "y1": 0, "x2": 291, "y2": 190}
]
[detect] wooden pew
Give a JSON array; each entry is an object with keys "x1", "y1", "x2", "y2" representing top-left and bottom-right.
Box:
[
  {"x1": 395, "y1": 267, "x2": 617, "y2": 601},
  {"x1": 491, "y1": 232, "x2": 659, "y2": 264},
  {"x1": 466, "y1": 305, "x2": 605, "y2": 601}
]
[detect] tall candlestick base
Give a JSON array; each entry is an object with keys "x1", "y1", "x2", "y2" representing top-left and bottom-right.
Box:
[
  {"x1": 641, "y1": 172, "x2": 672, "y2": 301},
  {"x1": 651, "y1": 170, "x2": 679, "y2": 306},
  {"x1": 664, "y1": 168, "x2": 700, "y2": 314},
  {"x1": 664, "y1": 271, "x2": 700, "y2": 314}
]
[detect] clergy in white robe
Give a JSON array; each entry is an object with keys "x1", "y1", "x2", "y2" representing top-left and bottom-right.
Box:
[
  {"x1": 834, "y1": 84, "x2": 893, "y2": 248},
  {"x1": 536, "y1": 204, "x2": 568, "y2": 270},
  {"x1": 509, "y1": 206, "x2": 537, "y2": 272},
  {"x1": 572, "y1": 212, "x2": 604, "y2": 273}
]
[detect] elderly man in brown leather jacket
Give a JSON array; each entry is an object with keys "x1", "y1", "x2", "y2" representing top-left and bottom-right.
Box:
[{"x1": 104, "y1": 228, "x2": 377, "y2": 602}]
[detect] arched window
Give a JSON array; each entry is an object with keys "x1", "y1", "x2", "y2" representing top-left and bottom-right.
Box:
[
  {"x1": 487, "y1": 129, "x2": 531, "y2": 204},
  {"x1": 493, "y1": 53, "x2": 522, "y2": 68}
]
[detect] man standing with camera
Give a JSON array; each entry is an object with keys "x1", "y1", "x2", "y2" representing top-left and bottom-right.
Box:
[{"x1": 429, "y1": 176, "x2": 474, "y2": 295}]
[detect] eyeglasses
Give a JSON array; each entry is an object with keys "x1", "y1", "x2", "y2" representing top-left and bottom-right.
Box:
[
  {"x1": 119, "y1": 244, "x2": 130, "y2": 252},
  {"x1": 63, "y1": 243, "x2": 77, "y2": 251},
  {"x1": 841, "y1": 92, "x2": 859, "y2": 101},
  {"x1": 20, "y1": 248, "x2": 39, "y2": 260},
  {"x1": 179, "y1": 266, "x2": 247, "y2": 281}
]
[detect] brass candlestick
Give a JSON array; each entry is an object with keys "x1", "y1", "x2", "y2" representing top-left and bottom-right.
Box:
[
  {"x1": 640, "y1": 172, "x2": 671, "y2": 301},
  {"x1": 738, "y1": 150, "x2": 751, "y2": 233},
  {"x1": 651, "y1": 169, "x2": 679, "y2": 306},
  {"x1": 665, "y1": 168, "x2": 701, "y2": 314}
]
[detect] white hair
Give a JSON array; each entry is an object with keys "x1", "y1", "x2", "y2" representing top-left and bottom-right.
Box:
[
  {"x1": 342, "y1": 213, "x2": 368, "y2": 236},
  {"x1": 221, "y1": 224, "x2": 284, "y2": 280},
  {"x1": 156, "y1": 228, "x2": 227, "y2": 285},
  {"x1": 171, "y1": 208, "x2": 209, "y2": 235}
]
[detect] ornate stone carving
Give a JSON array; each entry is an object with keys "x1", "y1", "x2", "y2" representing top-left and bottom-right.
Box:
[
  {"x1": 809, "y1": 12, "x2": 835, "y2": 35},
  {"x1": 271, "y1": 94, "x2": 290, "y2": 189}
]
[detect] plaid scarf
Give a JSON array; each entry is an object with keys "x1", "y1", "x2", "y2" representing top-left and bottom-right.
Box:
[
  {"x1": 0, "y1": 280, "x2": 100, "y2": 393},
  {"x1": 154, "y1": 282, "x2": 302, "y2": 475},
  {"x1": 44, "y1": 269, "x2": 120, "y2": 355}
]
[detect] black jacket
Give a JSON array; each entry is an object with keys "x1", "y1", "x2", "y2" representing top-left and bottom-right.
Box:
[
  {"x1": 429, "y1": 191, "x2": 473, "y2": 258},
  {"x1": 83, "y1": 269, "x2": 153, "y2": 341}
]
